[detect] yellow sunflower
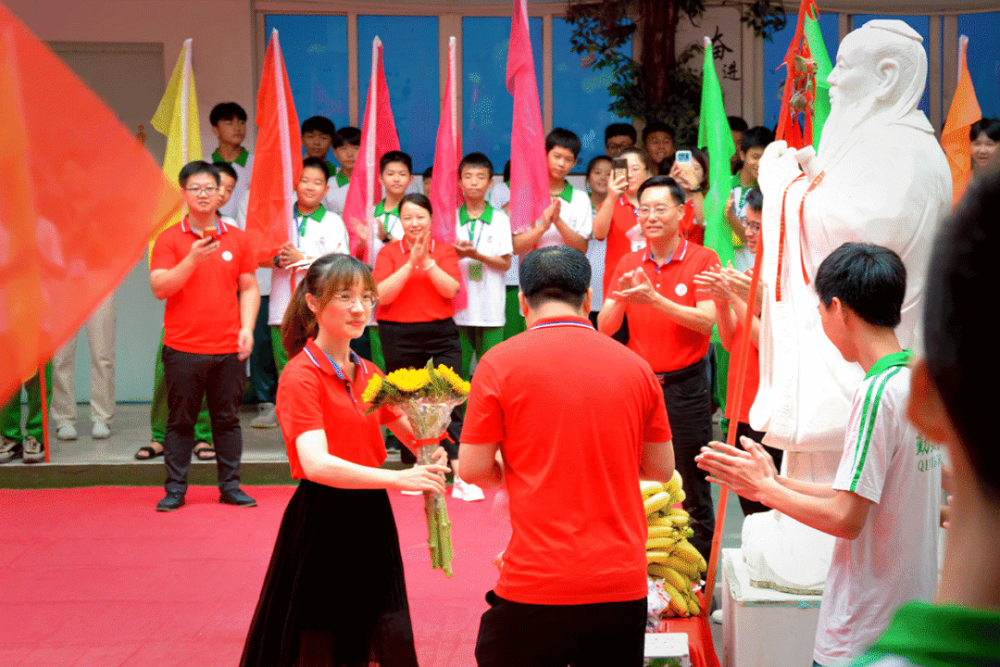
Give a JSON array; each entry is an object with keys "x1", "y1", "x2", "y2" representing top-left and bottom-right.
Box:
[
  {"x1": 361, "y1": 374, "x2": 383, "y2": 403},
  {"x1": 436, "y1": 365, "x2": 471, "y2": 395},
  {"x1": 386, "y1": 368, "x2": 431, "y2": 392}
]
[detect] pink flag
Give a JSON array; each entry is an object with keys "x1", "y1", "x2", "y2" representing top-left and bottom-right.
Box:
[
  {"x1": 506, "y1": 0, "x2": 548, "y2": 234},
  {"x1": 245, "y1": 29, "x2": 302, "y2": 263},
  {"x1": 343, "y1": 37, "x2": 400, "y2": 262},
  {"x1": 430, "y1": 37, "x2": 467, "y2": 309}
]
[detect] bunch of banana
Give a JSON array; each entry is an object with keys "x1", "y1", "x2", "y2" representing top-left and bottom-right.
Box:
[{"x1": 641, "y1": 471, "x2": 708, "y2": 618}]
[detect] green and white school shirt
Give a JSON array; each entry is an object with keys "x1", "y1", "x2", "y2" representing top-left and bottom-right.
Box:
[
  {"x1": 814, "y1": 351, "x2": 943, "y2": 667},
  {"x1": 850, "y1": 602, "x2": 1000, "y2": 666}
]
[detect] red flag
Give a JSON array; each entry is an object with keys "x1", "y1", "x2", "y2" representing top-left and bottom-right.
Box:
[
  {"x1": 429, "y1": 37, "x2": 469, "y2": 310},
  {"x1": 245, "y1": 29, "x2": 302, "y2": 263},
  {"x1": 344, "y1": 37, "x2": 400, "y2": 262},
  {"x1": 506, "y1": 0, "x2": 548, "y2": 234},
  {"x1": 775, "y1": 0, "x2": 819, "y2": 149},
  {"x1": 941, "y1": 36, "x2": 982, "y2": 206},
  {"x1": 0, "y1": 7, "x2": 181, "y2": 403}
]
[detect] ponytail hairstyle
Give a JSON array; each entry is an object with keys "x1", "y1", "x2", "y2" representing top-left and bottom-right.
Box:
[{"x1": 280, "y1": 253, "x2": 378, "y2": 358}]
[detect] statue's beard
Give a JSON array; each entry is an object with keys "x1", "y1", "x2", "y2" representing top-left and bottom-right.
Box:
[{"x1": 817, "y1": 95, "x2": 876, "y2": 161}]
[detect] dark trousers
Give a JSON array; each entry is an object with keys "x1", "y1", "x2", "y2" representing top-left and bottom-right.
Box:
[
  {"x1": 378, "y1": 319, "x2": 462, "y2": 462},
  {"x1": 657, "y1": 358, "x2": 714, "y2": 562},
  {"x1": 727, "y1": 421, "x2": 783, "y2": 517},
  {"x1": 475, "y1": 591, "x2": 645, "y2": 667},
  {"x1": 162, "y1": 346, "x2": 246, "y2": 494},
  {"x1": 249, "y1": 295, "x2": 277, "y2": 403}
]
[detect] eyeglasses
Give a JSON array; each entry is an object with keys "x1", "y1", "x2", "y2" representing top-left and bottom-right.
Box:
[
  {"x1": 743, "y1": 219, "x2": 761, "y2": 233},
  {"x1": 637, "y1": 205, "x2": 682, "y2": 217},
  {"x1": 333, "y1": 293, "x2": 378, "y2": 308},
  {"x1": 185, "y1": 186, "x2": 219, "y2": 196}
]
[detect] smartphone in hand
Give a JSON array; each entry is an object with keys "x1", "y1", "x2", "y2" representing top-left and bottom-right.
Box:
[
  {"x1": 675, "y1": 150, "x2": 692, "y2": 165},
  {"x1": 612, "y1": 157, "x2": 628, "y2": 183}
]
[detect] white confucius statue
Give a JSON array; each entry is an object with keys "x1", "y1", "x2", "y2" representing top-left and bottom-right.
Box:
[{"x1": 743, "y1": 19, "x2": 951, "y2": 593}]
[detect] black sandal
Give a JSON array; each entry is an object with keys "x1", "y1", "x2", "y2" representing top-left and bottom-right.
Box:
[
  {"x1": 135, "y1": 443, "x2": 164, "y2": 460},
  {"x1": 193, "y1": 444, "x2": 216, "y2": 461}
]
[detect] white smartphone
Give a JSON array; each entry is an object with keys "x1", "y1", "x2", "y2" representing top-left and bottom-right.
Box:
[{"x1": 675, "y1": 150, "x2": 692, "y2": 165}]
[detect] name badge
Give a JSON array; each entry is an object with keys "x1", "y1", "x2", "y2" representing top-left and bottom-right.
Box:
[{"x1": 468, "y1": 261, "x2": 484, "y2": 282}]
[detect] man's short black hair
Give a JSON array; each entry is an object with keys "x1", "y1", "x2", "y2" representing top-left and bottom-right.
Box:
[
  {"x1": 422, "y1": 165, "x2": 433, "y2": 180},
  {"x1": 502, "y1": 160, "x2": 512, "y2": 182},
  {"x1": 924, "y1": 166, "x2": 1000, "y2": 502},
  {"x1": 520, "y1": 246, "x2": 590, "y2": 309},
  {"x1": 970, "y1": 117, "x2": 1000, "y2": 142},
  {"x1": 744, "y1": 186, "x2": 763, "y2": 212},
  {"x1": 637, "y1": 175, "x2": 685, "y2": 207},
  {"x1": 302, "y1": 157, "x2": 330, "y2": 181},
  {"x1": 741, "y1": 126, "x2": 775, "y2": 153},
  {"x1": 605, "y1": 123, "x2": 637, "y2": 144},
  {"x1": 332, "y1": 126, "x2": 361, "y2": 148},
  {"x1": 642, "y1": 120, "x2": 674, "y2": 143},
  {"x1": 545, "y1": 128, "x2": 582, "y2": 160},
  {"x1": 459, "y1": 152, "x2": 494, "y2": 176},
  {"x1": 728, "y1": 116, "x2": 749, "y2": 132},
  {"x1": 814, "y1": 243, "x2": 906, "y2": 328},
  {"x1": 214, "y1": 161, "x2": 238, "y2": 183},
  {"x1": 301, "y1": 115, "x2": 336, "y2": 137},
  {"x1": 210, "y1": 102, "x2": 247, "y2": 126},
  {"x1": 379, "y1": 150, "x2": 412, "y2": 174},
  {"x1": 178, "y1": 160, "x2": 220, "y2": 187}
]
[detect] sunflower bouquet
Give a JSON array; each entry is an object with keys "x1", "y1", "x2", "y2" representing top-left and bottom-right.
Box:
[{"x1": 362, "y1": 360, "x2": 470, "y2": 577}]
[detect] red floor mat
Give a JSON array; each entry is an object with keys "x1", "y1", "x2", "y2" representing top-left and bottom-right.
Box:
[{"x1": 0, "y1": 485, "x2": 512, "y2": 667}]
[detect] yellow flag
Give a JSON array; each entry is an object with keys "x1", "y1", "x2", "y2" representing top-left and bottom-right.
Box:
[{"x1": 148, "y1": 39, "x2": 200, "y2": 257}]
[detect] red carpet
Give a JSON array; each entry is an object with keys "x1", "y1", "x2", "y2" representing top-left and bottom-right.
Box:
[{"x1": 0, "y1": 485, "x2": 512, "y2": 667}]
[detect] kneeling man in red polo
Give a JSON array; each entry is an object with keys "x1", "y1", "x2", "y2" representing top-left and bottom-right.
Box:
[
  {"x1": 150, "y1": 161, "x2": 260, "y2": 512},
  {"x1": 460, "y1": 246, "x2": 675, "y2": 667},
  {"x1": 598, "y1": 174, "x2": 720, "y2": 561}
]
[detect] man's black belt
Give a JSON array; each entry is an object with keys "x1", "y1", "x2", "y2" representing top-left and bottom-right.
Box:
[{"x1": 654, "y1": 358, "x2": 706, "y2": 386}]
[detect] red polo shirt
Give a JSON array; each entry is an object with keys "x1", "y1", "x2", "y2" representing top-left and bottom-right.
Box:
[
  {"x1": 372, "y1": 239, "x2": 461, "y2": 323},
  {"x1": 603, "y1": 195, "x2": 643, "y2": 297},
  {"x1": 608, "y1": 241, "x2": 720, "y2": 373},
  {"x1": 677, "y1": 200, "x2": 703, "y2": 245},
  {"x1": 276, "y1": 339, "x2": 401, "y2": 480},
  {"x1": 462, "y1": 316, "x2": 673, "y2": 605},
  {"x1": 150, "y1": 216, "x2": 256, "y2": 354}
]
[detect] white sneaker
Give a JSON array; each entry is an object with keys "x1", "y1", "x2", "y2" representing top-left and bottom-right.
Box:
[
  {"x1": 56, "y1": 423, "x2": 78, "y2": 440},
  {"x1": 91, "y1": 421, "x2": 111, "y2": 439},
  {"x1": 710, "y1": 609, "x2": 723, "y2": 624},
  {"x1": 251, "y1": 402, "x2": 279, "y2": 428},
  {"x1": 453, "y1": 478, "x2": 485, "y2": 502}
]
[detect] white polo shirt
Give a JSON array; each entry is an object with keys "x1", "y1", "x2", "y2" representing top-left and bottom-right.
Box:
[
  {"x1": 506, "y1": 182, "x2": 592, "y2": 287},
  {"x1": 323, "y1": 168, "x2": 351, "y2": 215},
  {"x1": 814, "y1": 352, "x2": 942, "y2": 667},
  {"x1": 454, "y1": 203, "x2": 513, "y2": 328},
  {"x1": 268, "y1": 205, "x2": 350, "y2": 325},
  {"x1": 210, "y1": 147, "x2": 253, "y2": 220}
]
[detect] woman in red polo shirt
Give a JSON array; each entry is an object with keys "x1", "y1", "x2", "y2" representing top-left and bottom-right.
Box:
[
  {"x1": 372, "y1": 193, "x2": 471, "y2": 485},
  {"x1": 240, "y1": 254, "x2": 448, "y2": 667}
]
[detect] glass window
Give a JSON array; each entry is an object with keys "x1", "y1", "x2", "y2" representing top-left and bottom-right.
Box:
[
  {"x1": 264, "y1": 13, "x2": 350, "y2": 164},
  {"x1": 462, "y1": 16, "x2": 543, "y2": 174},
  {"x1": 551, "y1": 17, "x2": 632, "y2": 172},
  {"x1": 762, "y1": 13, "x2": 839, "y2": 131},
  {"x1": 958, "y1": 12, "x2": 1000, "y2": 117},
  {"x1": 357, "y1": 15, "x2": 440, "y2": 172}
]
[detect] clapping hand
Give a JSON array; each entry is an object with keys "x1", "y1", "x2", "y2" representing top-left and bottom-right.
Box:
[
  {"x1": 612, "y1": 269, "x2": 658, "y2": 306},
  {"x1": 408, "y1": 233, "x2": 430, "y2": 268},
  {"x1": 695, "y1": 438, "x2": 777, "y2": 503},
  {"x1": 452, "y1": 239, "x2": 477, "y2": 259}
]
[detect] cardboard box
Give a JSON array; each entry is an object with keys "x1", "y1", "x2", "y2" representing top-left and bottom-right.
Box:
[{"x1": 644, "y1": 631, "x2": 690, "y2": 667}]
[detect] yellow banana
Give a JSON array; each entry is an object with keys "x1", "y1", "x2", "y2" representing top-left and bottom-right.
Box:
[
  {"x1": 673, "y1": 540, "x2": 701, "y2": 564},
  {"x1": 660, "y1": 567, "x2": 691, "y2": 593},
  {"x1": 646, "y1": 537, "x2": 678, "y2": 551},
  {"x1": 686, "y1": 593, "x2": 702, "y2": 616},
  {"x1": 661, "y1": 581, "x2": 690, "y2": 617},
  {"x1": 647, "y1": 525, "x2": 675, "y2": 539},
  {"x1": 646, "y1": 550, "x2": 671, "y2": 564},
  {"x1": 644, "y1": 491, "x2": 671, "y2": 515},
  {"x1": 640, "y1": 481, "x2": 665, "y2": 498},
  {"x1": 668, "y1": 507, "x2": 690, "y2": 519},
  {"x1": 697, "y1": 553, "x2": 708, "y2": 573},
  {"x1": 665, "y1": 556, "x2": 699, "y2": 579}
]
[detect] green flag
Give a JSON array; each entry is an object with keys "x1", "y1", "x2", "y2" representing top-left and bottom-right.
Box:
[
  {"x1": 697, "y1": 37, "x2": 735, "y2": 268},
  {"x1": 804, "y1": 11, "x2": 833, "y2": 150}
]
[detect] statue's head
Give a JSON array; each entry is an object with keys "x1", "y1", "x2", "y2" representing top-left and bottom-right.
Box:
[{"x1": 820, "y1": 20, "x2": 927, "y2": 156}]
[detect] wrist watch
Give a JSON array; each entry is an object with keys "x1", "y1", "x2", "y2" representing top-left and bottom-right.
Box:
[{"x1": 272, "y1": 255, "x2": 281, "y2": 268}]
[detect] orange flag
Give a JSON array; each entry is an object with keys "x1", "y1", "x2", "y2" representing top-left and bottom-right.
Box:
[
  {"x1": 941, "y1": 36, "x2": 982, "y2": 206},
  {"x1": 0, "y1": 6, "x2": 182, "y2": 403},
  {"x1": 245, "y1": 29, "x2": 302, "y2": 263}
]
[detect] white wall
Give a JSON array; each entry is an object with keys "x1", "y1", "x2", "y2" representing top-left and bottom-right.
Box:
[{"x1": 7, "y1": 0, "x2": 258, "y2": 154}]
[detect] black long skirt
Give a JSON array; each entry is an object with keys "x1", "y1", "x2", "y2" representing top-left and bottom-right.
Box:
[{"x1": 240, "y1": 480, "x2": 420, "y2": 667}]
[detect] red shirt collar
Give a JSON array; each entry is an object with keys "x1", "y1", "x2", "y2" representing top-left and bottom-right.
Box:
[
  {"x1": 180, "y1": 214, "x2": 228, "y2": 237},
  {"x1": 643, "y1": 239, "x2": 688, "y2": 266},
  {"x1": 301, "y1": 338, "x2": 368, "y2": 379},
  {"x1": 528, "y1": 315, "x2": 595, "y2": 331}
]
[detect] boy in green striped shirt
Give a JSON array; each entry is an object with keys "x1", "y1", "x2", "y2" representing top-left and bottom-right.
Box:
[{"x1": 698, "y1": 242, "x2": 942, "y2": 666}]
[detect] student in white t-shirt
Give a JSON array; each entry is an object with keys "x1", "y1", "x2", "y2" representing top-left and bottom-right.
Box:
[
  {"x1": 207, "y1": 102, "x2": 254, "y2": 220},
  {"x1": 697, "y1": 243, "x2": 941, "y2": 667},
  {"x1": 268, "y1": 158, "x2": 350, "y2": 374},
  {"x1": 323, "y1": 126, "x2": 360, "y2": 215},
  {"x1": 452, "y1": 153, "x2": 513, "y2": 380}
]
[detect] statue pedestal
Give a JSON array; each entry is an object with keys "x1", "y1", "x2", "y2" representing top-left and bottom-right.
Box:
[{"x1": 722, "y1": 549, "x2": 822, "y2": 667}]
